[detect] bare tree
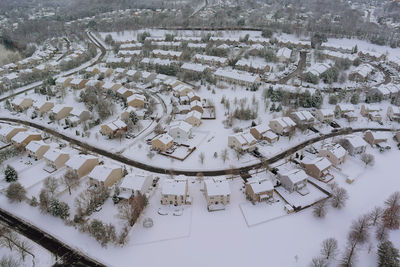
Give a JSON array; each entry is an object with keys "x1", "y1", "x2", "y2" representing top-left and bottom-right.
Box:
[
  {"x1": 331, "y1": 186, "x2": 349, "y2": 209},
  {"x1": 375, "y1": 223, "x2": 388, "y2": 242},
  {"x1": 43, "y1": 177, "x2": 59, "y2": 197},
  {"x1": 313, "y1": 200, "x2": 328, "y2": 218},
  {"x1": 118, "y1": 201, "x2": 136, "y2": 226},
  {"x1": 368, "y1": 206, "x2": 384, "y2": 226},
  {"x1": 63, "y1": 169, "x2": 79, "y2": 195},
  {"x1": 199, "y1": 152, "x2": 205, "y2": 164},
  {"x1": 221, "y1": 148, "x2": 229, "y2": 163},
  {"x1": 382, "y1": 191, "x2": 400, "y2": 230},
  {"x1": 321, "y1": 238, "x2": 338, "y2": 261},
  {"x1": 310, "y1": 257, "x2": 327, "y2": 267},
  {"x1": 361, "y1": 153, "x2": 375, "y2": 166}
]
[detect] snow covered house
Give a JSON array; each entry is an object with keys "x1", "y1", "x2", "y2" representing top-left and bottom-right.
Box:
[
  {"x1": 26, "y1": 140, "x2": 50, "y2": 160},
  {"x1": 250, "y1": 124, "x2": 278, "y2": 143},
  {"x1": 87, "y1": 165, "x2": 123, "y2": 188},
  {"x1": 204, "y1": 178, "x2": 231, "y2": 210},
  {"x1": 69, "y1": 78, "x2": 88, "y2": 90},
  {"x1": 318, "y1": 143, "x2": 347, "y2": 166},
  {"x1": 65, "y1": 154, "x2": 99, "y2": 178},
  {"x1": 43, "y1": 149, "x2": 70, "y2": 170},
  {"x1": 50, "y1": 105, "x2": 73, "y2": 120},
  {"x1": 371, "y1": 84, "x2": 400, "y2": 100},
  {"x1": 315, "y1": 109, "x2": 334, "y2": 122},
  {"x1": 235, "y1": 59, "x2": 270, "y2": 74},
  {"x1": 181, "y1": 63, "x2": 210, "y2": 74},
  {"x1": 102, "y1": 82, "x2": 122, "y2": 92},
  {"x1": 161, "y1": 176, "x2": 190, "y2": 206},
  {"x1": 290, "y1": 111, "x2": 315, "y2": 127},
  {"x1": 152, "y1": 134, "x2": 174, "y2": 152},
  {"x1": 301, "y1": 157, "x2": 333, "y2": 181},
  {"x1": 116, "y1": 87, "x2": 134, "y2": 99},
  {"x1": 0, "y1": 126, "x2": 27, "y2": 143},
  {"x1": 127, "y1": 94, "x2": 146, "y2": 109},
  {"x1": 100, "y1": 119, "x2": 127, "y2": 138},
  {"x1": 335, "y1": 104, "x2": 358, "y2": 122},
  {"x1": 360, "y1": 104, "x2": 382, "y2": 122},
  {"x1": 387, "y1": 106, "x2": 400, "y2": 122},
  {"x1": 187, "y1": 92, "x2": 200, "y2": 102},
  {"x1": 214, "y1": 69, "x2": 261, "y2": 87},
  {"x1": 169, "y1": 121, "x2": 192, "y2": 140},
  {"x1": 152, "y1": 50, "x2": 182, "y2": 60},
  {"x1": 341, "y1": 135, "x2": 367, "y2": 155},
  {"x1": 12, "y1": 97, "x2": 33, "y2": 111},
  {"x1": 173, "y1": 83, "x2": 193, "y2": 97},
  {"x1": 307, "y1": 63, "x2": 331, "y2": 77},
  {"x1": 184, "y1": 110, "x2": 202, "y2": 126},
  {"x1": 190, "y1": 100, "x2": 203, "y2": 113},
  {"x1": 33, "y1": 100, "x2": 54, "y2": 115},
  {"x1": 358, "y1": 51, "x2": 386, "y2": 61},
  {"x1": 11, "y1": 131, "x2": 41, "y2": 149},
  {"x1": 269, "y1": 117, "x2": 296, "y2": 135},
  {"x1": 277, "y1": 169, "x2": 308, "y2": 193},
  {"x1": 140, "y1": 71, "x2": 157, "y2": 83},
  {"x1": 276, "y1": 47, "x2": 292, "y2": 62},
  {"x1": 363, "y1": 131, "x2": 387, "y2": 146},
  {"x1": 228, "y1": 132, "x2": 257, "y2": 151},
  {"x1": 126, "y1": 70, "x2": 142, "y2": 82},
  {"x1": 245, "y1": 176, "x2": 274, "y2": 203},
  {"x1": 349, "y1": 64, "x2": 374, "y2": 82},
  {"x1": 193, "y1": 54, "x2": 228, "y2": 67},
  {"x1": 66, "y1": 108, "x2": 91, "y2": 127},
  {"x1": 119, "y1": 174, "x2": 153, "y2": 199}
]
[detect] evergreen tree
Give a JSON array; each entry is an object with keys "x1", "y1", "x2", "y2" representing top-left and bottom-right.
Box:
[
  {"x1": 48, "y1": 199, "x2": 70, "y2": 220},
  {"x1": 4, "y1": 165, "x2": 18, "y2": 182},
  {"x1": 378, "y1": 241, "x2": 400, "y2": 267}
]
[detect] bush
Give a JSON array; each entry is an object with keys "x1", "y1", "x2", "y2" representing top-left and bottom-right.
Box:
[{"x1": 328, "y1": 95, "x2": 338, "y2": 105}]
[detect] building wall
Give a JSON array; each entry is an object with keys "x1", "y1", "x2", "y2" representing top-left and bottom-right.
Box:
[{"x1": 77, "y1": 158, "x2": 99, "y2": 178}]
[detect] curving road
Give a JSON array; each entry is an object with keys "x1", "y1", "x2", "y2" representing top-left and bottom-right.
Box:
[{"x1": 0, "y1": 117, "x2": 397, "y2": 176}]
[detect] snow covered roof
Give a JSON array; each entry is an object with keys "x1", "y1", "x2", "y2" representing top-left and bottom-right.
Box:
[
  {"x1": 308, "y1": 63, "x2": 330, "y2": 76},
  {"x1": 12, "y1": 97, "x2": 31, "y2": 106},
  {"x1": 88, "y1": 165, "x2": 121, "y2": 182},
  {"x1": 277, "y1": 47, "x2": 292, "y2": 59},
  {"x1": 127, "y1": 94, "x2": 146, "y2": 103},
  {"x1": 156, "y1": 133, "x2": 174, "y2": 145},
  {"x1": 187, "y1": 43, "x2": 207, "y2": 49},
  {"x1": 185, "y1": 110, "x2": 202, "y2": 120},
  {"x1": 70, "y1": 107, "x2": 88, "y2": 117},
  {"x1": 162, "y1": 178, "x2": 187, "y2": 196},
  {"x1": 321, "y1": 143, "x2": 347, "y2": 159},
  {"x1": 304, "y1": 157, "x2": 332, "y2": 171},
  {"x1": 336, "y1": 104, "x2": 355, "y2": 113},
  {"x1": 252, "y1": 124, "x2": 270, "y2": 134},
  {"x1": 25, "y1": 140, "x2": 49, "y2": 153},
  {"x1": 366, "y1": 130, "x2": 387, "y2": 140},
  {"x1": 11, "y1": 131, "x2": 40, "y2": 143},
  {"x1": 271, "y1": 117, "x2": 296, "y2": 127},
  {"x1": 52, "y1": 105, "x2": 70, "y2": 114},
  {"x1": 292, "y1": 111, "x2": 314, "y2": 121},
  {"x1": 204, "y1": 178, "x2": 230, "y2": 196},
  {"x1": 0, "y1": 125, "x2": 22, "y2": 137},
  {"x1": 351, "y1": 64, "x2": 374, "y2": 78},
  {"x1": 194, "y1": 54, "x2": 228, "y2": 64},
  {"x1": 43, "y1": 149, "x2": 68, "y2": 162},
  {"x1": 169, "y1": 120, "x2": 192, "y2": 133},
  {"x1": 247, "y1": 177, "x2": 274, "y2": 194},
  {"x1": 280, "y1": 169, "x2": 308, "y2": 184},
  {"x1": 66, "y1": 154, "x2": 98, "y2": 170},
  {"x1": 181, "y1": 63, "x2": 208, "y2": 73},
  {"x1": 214, "y1": 69, "x2": 260, "y2": 83},
  {"x1": 235, "y1": 59, "x2": 269, "y2": 69},
  {"x1": 120, "y1": 174, "x2": 152, "y2": 191},
  {"x1": 153, "y1": 49, "x2": 182, "y2": 57},
  {"x1": 318, "y1": 109, "x2": 334, "y2": 117}
]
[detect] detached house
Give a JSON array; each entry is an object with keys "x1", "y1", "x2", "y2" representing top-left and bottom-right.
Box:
[
  {"x1": 51, "y1": 105, "x2": 73, "y2": 120},
  {"x1": 184, "y1": 110, "x2": 202, "y2": 126},
  {"x1": 301, "y1": 157, "x2": 334, "y2": 182},
  {"x1": 55, "y1": 77, "x2": 73, "y2": 88},
  {"x1": 290, "y1": 111, "x2": 315, "y2": 127},
  {"x1": 335, "y1": 104, "x2": 358, "y2": 122},
  {"x1": 190, "y1": 100, "x2": 203, "y2": 113},
  {"x1": 100, "y1": 119, "x2": 127, "y2": 138},
  {"x1": 33, "y1": 100, "x2": 54, "y2": 115},
  {"x1": 315, "y1": 109, "x2": 334, "y2": 122},
  {"x1": 43, "y1": 149, "x2": 70, "y2": 170},
  {"x1": 204, "y1": 178, "x2": 231, "y2": 210},
  {"x1": 341, "y1": 135, "x2": 367, "y2": 155},
  {"x1": 65, "y1": 154, "x2": 99, "y2": 178},
  {"x1": 269, "y1": 117, "x2": 296, "y2": 135},
  {"x1": 69, "y1": 78, "x2": 88, "y2": 90},
  {"x1": 87, "y1": 165, "x2": 123, "y2": 188},
  {"x1": 387, "y1": 106, "x2": 400, "y2": 122},
  {"x1": 250, "y1": 124, "x2": 278, "y2": 143},
  {"x1": 245, "y1": 176, "x2": 274, "y2": 203},
  {"x1": 11, "y1": 131, "x2": 41, "y2": 149},
  {"x1": 152, "y1": 134, "x2": 174, "y2": 152},
  {"x1": 12, "y1": 98, "x2": 33, "y2": 111},
  {"x1": 127, "y1": 94, "x2": 146, "y2": 109},
  {"x1": 318, "y1": 143, "x2": 347, "y2": 166},
  {"x1": 228, "y1": 132, "x2": 257, "y2": 151},
  {"x1": 0, "y1": 126, "x2": 27, "y2": 143},
  {"x1": 277, "y1": 169, "x2": 308, "y2": 194},
  {"x1": 364, "y1": 130, "x2": 387, "y2": 146},
  {"x1": 26, "y1": 140, "x2": 50, "y2": 160},
  {"x1": 361, "y1": 104, "x2": 382, "y2": 122},
  {"x1": 349, "y1": 64, "x2": 374, "y2": 82},
  {"x1": 276, "y1": 47, "x2": 292, "y2": 62},
  {"x1": 119, "y1": 174, "x2": 153, "y2": 199},
  {"x1": 161, "y1": 176, "x2": 191, "y2": 206},
  {"x1": 169, "y1": 121, "x2": 192, "y2": 140}
]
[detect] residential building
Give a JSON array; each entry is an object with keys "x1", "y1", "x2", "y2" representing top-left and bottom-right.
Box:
[
  {"x1": 51, "y1": 105, "x2": 73, "y2": 120},
  {"x1": 100, "y1": 119, "x2": 127, "y2": 138},
  {"x1": 204, "y1": 178, "x2": 231, "y2": 210},
  {"x1": 119, "y1": 174, "x2": 153, "y2": 199},
  {"x1": 11, "y1": 131, "x2": 41, "y2": 149},
  {"x1": 26, "y1": 140, "x2": 50, "y2": 160},
  {"x1": 364, "y1": 130, "x2": 387, "y2": 146},
  {"x1": 301, "y1": 157, "x2": 333, "y2": 181},
  {"x1": 152, "y1": 134, "x2": 174, "y2": 152},
  {"x1": 269, "y1": 117, "x2": 296, "y2": 135},
  {"x1": 318, "y1": 143, "x2": 347, "y2": 166},
  {"x1": 169, "y1": 121, "x2": 192, "y2": 140},
  {"x1": 245, "y1": 176, "x2": 274, "y2": 203},
  {"x1": 65, "y1": 154, "x2": 99, "y2": 178},
  {"x1": 276, "y1": 47, "x2": 292, "y2": 62},
  {"x1": 277, "y1": 169, "x2": 308, "y2": 193},
  {"x1": 341, "y1": 135, "x2": 367, "y2": 155},
  {"x1": 0, "y1": 126, "x2": 27, "y2": 143},
  {"x1": 214, "y1": 69, "x2": 261, "y2": 87},
  {"x1": 12, "y1": 98, "x2": 33, "y2": 111},
  {"x1": 184, "y1": 110, "x2": 202, "y2": 126},
  {"x1": 87, "y1": 165, "x2": 123, "y2": 188},
  {"x1": 161, "y1": 176, "x2": 190, "y2": 206},
  {"x1": 315, "y1": 109, "x2": 334, "y2": 122},
  {"x1": 228, "y1": 132, "x2": 257, "y2": 151},
  {"x1": 290, "y1": 111, "x2": 315, "y2": 127},
  {"x1": 43, "y1": 149, "x2": 70, "y2": 169},
  {"x1": 127, "y1": 94, "x2": 146, "y2": 109},
  {"x1": 33, "y1": 100, "x2": 54, "y2": 115}
]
